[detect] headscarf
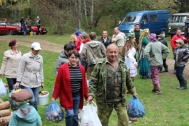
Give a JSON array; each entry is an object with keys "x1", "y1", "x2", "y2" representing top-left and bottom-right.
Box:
[
  {"x1": 149, "y1": 33, "x2": 157, "y2": 42},
  {"x1": 126, "y1": 32, "x2": 135, "y2": 41}
]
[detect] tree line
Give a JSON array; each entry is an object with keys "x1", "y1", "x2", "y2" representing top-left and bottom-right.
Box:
[{"x1": 0, "y1": 0, "x2": 189, "y2": 35}]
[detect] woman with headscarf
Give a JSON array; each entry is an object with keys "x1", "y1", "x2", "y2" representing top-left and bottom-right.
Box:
[
  {"x1": 122, "y1": 32, "x2": 138, "y2": 83},
  {"x1": 138, "y1": 29, "x2": 151, "y2": 79},
  {"x1": 144, "y1": 33, "x2": 169, "y2": 95}
]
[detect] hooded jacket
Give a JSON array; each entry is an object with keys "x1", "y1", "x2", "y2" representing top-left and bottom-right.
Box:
[
  {"x1": 55, "y1": 51, "x2": 69, "y2": 75},
  {"x1": 9, "y1": 103, "x2": 42, "y2": 126},
  {"x1": 80, "y1": 40, "x2": 106, "y2": 66}
]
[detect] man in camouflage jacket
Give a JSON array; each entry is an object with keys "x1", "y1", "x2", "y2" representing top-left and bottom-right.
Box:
[{"x1": 87, "y1": 44, "x2": 138, "y2": 126}]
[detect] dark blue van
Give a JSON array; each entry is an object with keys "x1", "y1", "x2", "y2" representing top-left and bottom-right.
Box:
[{"x1": 119, "y1": 10, "x2": 170, "y2": 37}]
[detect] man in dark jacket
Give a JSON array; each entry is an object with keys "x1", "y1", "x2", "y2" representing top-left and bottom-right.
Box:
[
  {"x1": 157, "y1": 34, "x2": 168, "y2": 72},
  {"x1": 20, "y1": 17, "x2": 26, "y2": 35},
  {"x1": 98, "y1": 31, "x2": 111, "y2": 48}
]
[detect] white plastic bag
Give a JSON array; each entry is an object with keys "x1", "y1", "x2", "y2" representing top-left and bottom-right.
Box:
[
  {"x1": 0, "y1": 79, "x2": 7, "y2": 97},
  {"x1": 80, "y1": 103, "x2": 102, "y2": 126},
  {"x1": 79, "y1": 43, "x2": 84, "y2": 53}
]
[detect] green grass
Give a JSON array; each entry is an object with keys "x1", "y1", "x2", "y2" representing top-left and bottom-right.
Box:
[
  {"x1": 1, "y1": 35, "x2": 189, "y2": 126},
  {"x1": 7, "y1": 35, "x2": 71, "y2": 45}
]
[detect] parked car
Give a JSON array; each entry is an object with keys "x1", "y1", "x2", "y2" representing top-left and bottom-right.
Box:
[
  {"x1": 119, "y1": 10, "x2": 170, "y2": 37},
  {"x1": 0, "y1": 21, "x2": 19, "y2": 35},
  {"x1": 167, "y1": 12, "x2": 189, "y2": 38},
  {"x1": 11, "y1": 22, "x2": 47, "y2": 35}
]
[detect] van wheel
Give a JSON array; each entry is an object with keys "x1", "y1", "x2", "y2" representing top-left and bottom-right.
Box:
[{"x1": 161, "y1": 31, "x2": 166, "y2": 37}]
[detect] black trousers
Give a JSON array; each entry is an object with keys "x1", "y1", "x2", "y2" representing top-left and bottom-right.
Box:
[
  {"x1": 6, "y1": 78, "x2": 16, "y2": 92},
  {"x1": 163, "y1": 58, "x2": 168, "y2": 69}
]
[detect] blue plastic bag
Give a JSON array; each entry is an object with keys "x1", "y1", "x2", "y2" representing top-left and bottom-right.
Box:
[
  {"x1": 45, "y1": 101, "x2": 64, "y2": 123},
  {"x1": 127, "y1": 97, "x2": 146, "y2": 118}
]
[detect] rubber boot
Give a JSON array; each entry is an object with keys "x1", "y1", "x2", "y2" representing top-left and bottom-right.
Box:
[
  {"x1": 152, "y1": 84, "x2": 157, "y2": 92},
  {"x1": 159, "y1": 67, "x2": 162, "y2": 73},
  {"x1": 176, "y1": 80, "x2": 182, "y2": 89},
  {"x1": 162, "y1": 65, "x2": 168, "y2": 72},
  {"x1": 179, "y1": 80, "x2": 187, "y2": 90},
  {"x1": 156, "y1": 84, "x2": 162, "y2": 95}
]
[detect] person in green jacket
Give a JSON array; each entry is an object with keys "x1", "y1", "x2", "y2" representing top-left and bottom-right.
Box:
[
  {"x1": 144, "y1": 33, "x2": 169, "y2": 95},
  {"x1": 138, "y1": 29, "x2": 150, "y2": 79},
  {"x1": 87, "y1": 44, "x2": 138, "y2": 126}
]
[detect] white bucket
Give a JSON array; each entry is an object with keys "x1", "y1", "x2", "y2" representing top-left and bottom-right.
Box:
[{"x1": 38, "y1": 91, "x2": 49, "y2": 105}]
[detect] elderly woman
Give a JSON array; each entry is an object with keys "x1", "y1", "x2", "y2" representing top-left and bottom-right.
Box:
[
  {"x1": 52, "y1": 50, "x2": 88, "y2": 126},
  {"x1": 0, "y1": 40, "x2": 22, "y2": 92},
  {"x1": 138, "y1": 29, "x2": 150, "y2": 79},
  {"x1": 14, "y1": 42, "x2": 44, "y2": 110},
  {"x1": 144, "y1": 33, "x2": 169, "y2": 95}
]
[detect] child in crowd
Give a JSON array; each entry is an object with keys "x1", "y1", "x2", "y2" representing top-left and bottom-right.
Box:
[
  {"x1": 174, "y1": 39, "x2": 189, "y2": 90},
  {"x1": 9, "y1": 89, "x2": 42, "y2": 126}
]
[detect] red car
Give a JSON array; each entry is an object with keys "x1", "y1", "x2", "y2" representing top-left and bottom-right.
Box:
[
  {"x1": 11, "y1": 22, "x2": 47, "y2": 35},
  {"x1": 0, "y1": 21, "x2": 20, "y2": 35}
]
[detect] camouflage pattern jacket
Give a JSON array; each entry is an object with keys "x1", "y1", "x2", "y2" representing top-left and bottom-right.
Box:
[{"x1": 88, "y1": 59, "x2": 136, "y2": 107}]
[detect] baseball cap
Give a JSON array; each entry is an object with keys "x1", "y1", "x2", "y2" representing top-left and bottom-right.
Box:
[
  {"x1": 31, "y1": 42, "x2": 42, "y2": 50},
  {"x1": 175, "y1": 39, "x2": 184, "y2": 45},
  {"x1": 75, "y1": 30, "x2": 83, "y2": 35},
  {"x1": 157, "y1": 34, "x2": 164, "y2": 38}
]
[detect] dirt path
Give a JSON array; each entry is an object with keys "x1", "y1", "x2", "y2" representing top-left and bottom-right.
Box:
[
  {"x1": 1, "y1": 35, "x2": 189, "y2": 78},
  {"x1": 0, "y1": 36, "x2": 63, "y2": 53},
  {"x1": 163, "y1": 58, "x2": 189, "y2": 78}
]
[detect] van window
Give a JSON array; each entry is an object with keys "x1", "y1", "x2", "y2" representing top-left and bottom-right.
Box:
[
  {"x1": 150, "y1": 15, "x2": 158, "y2": 22},
  {"x1": 169, "y1": 15, "x2": 186, "y2": 23},
  {"x1": 121, "y1": 15, "x2": 142, "y2": 24},
  {"x1": 142, "y1": 15, "x2": 148, "y2": 24}
]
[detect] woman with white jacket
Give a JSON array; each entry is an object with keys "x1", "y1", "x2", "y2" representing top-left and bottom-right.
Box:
[
  {"x1": 122, "y1": 32, "x2": 138, "y2": 82},
  {"x1": 14, "y1": 42, "x2": 44, "y2": 111},
  {"x1": 0, "y1": 40, "x2": 22, "y2": 92}
]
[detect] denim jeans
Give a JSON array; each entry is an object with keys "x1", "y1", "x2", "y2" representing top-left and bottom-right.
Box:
[
  {"x1": 20, "y1": 85, "x2": 40, "y2": 111},
  {"x1": 6, "y1": 78, "x2": 16, "y2": 92},
  {"x1": 65, "y1": 92, "x2": 80, "y2": 126},
  {"x1": 176, "y1": 65, "x2": 185, "y2": 82}
]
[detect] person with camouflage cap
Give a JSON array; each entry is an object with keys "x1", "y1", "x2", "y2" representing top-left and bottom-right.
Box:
[
  {"x1": 122, "y1": 32, "x2": 138, "y2": 82},
  {"x1": 174, "y1": 39, "x2": 189, "y2": 90},
  {"x1": 87, "y1": 44, "x2": 138, "y2": 126}
]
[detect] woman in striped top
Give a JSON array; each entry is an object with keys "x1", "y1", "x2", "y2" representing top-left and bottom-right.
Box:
[{"x1": 52, "y1": 50, "x2": 88, "y2": 126}]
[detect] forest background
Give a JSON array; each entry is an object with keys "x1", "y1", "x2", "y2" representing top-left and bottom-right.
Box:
[{"x1": 0, "y1": 0, "x2": 189, "y2": 35}]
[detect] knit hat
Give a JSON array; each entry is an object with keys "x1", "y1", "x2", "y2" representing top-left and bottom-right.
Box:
[
  {"x1": 175, "y1": 39, "x2": 184, "y2": 45},
  {"x1": 126, "y1": 32, "x2": 135, "y2": 41},
  {"x1": 149, "y1": 33, "x2": 157, "y2": 42}
]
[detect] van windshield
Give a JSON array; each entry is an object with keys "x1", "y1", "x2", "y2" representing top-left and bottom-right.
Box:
[
  {"x1": 121, "y1": 15, "x2": 142, "y2": 24},
  {"x1": 169, "y1": 15, "x2": 186, "y2": 23}
]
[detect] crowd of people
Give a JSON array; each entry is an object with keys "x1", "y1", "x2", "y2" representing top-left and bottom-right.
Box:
[{"x1": 1, "y1": 22, "x2": 189, "y2": 125}]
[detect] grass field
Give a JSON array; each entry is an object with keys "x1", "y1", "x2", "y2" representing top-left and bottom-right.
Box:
[{"x1": 1, "y1": 35, "x2": 189, "y2": 126}]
